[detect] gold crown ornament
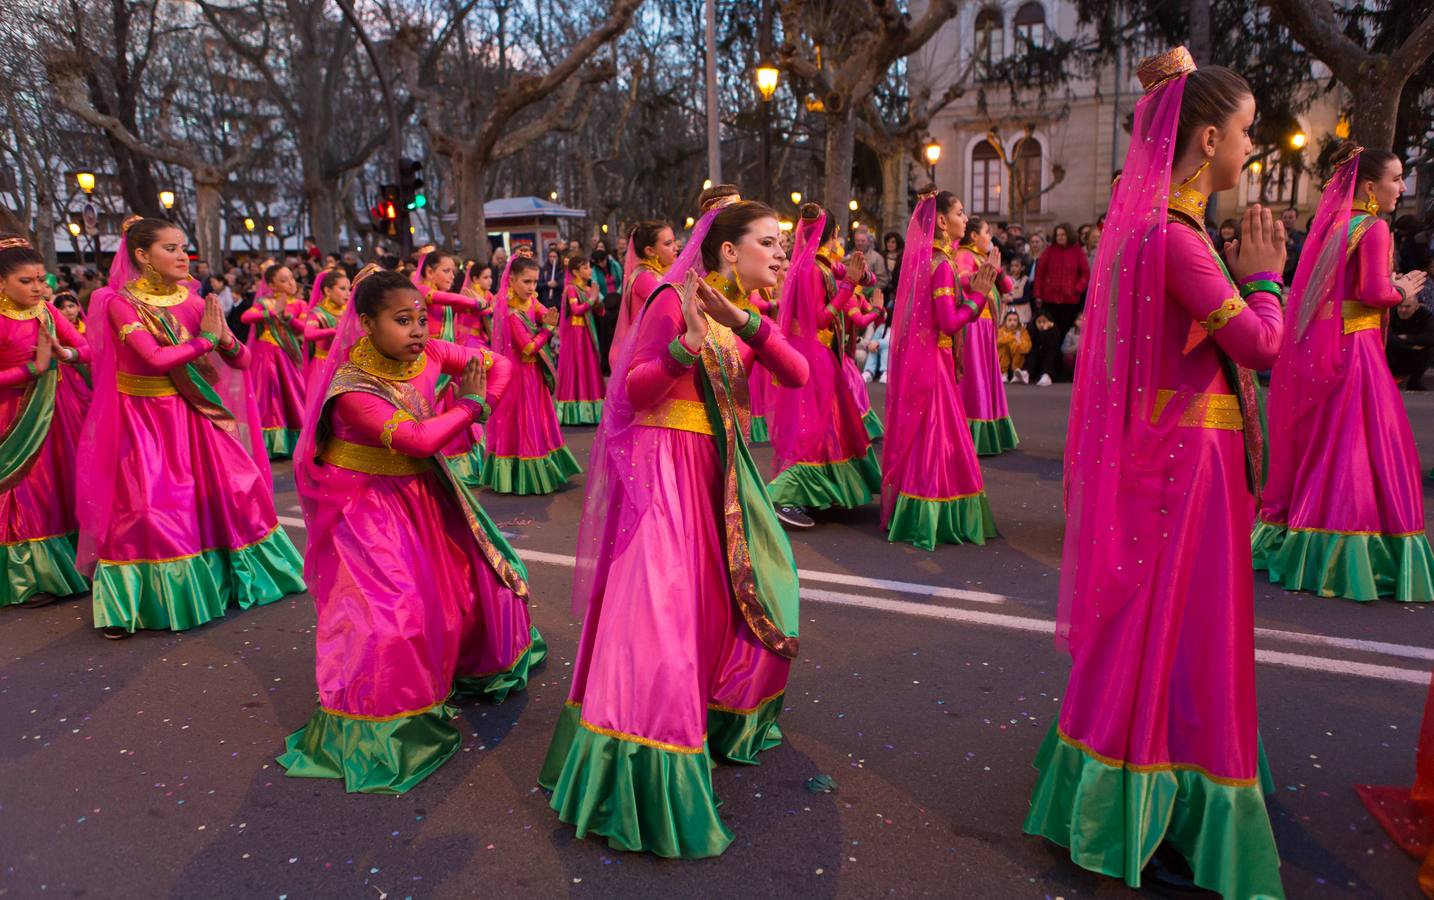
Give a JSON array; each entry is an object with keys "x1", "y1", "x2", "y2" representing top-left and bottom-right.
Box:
[
  {"x1": 120, "y1": 214, "x2": 144, "y2": 235},
  {"x1": 699, "y1": 187, "x2": 743, "y2": 213},
  {"x1": 1323, "y1": 144, "x2": 1365, "y2": 189},
  {"x1": 0, "y1": 236, "x2": 33, "y2": 250},
  {"x1": 1136, "y1": 47, "x2": 1197, "y2": 92},
  {"x1": 350, "y1": 262, "x2": 383, "y2": 290}
]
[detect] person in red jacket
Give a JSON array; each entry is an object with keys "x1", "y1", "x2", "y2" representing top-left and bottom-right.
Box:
[{"x1": 1032, "y1": 222, "x2": 1089, "y2": 342}]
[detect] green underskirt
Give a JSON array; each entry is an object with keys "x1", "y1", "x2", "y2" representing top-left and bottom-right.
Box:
[
  {"x1": 539, "y1": 703, "x2": 734, "y2": 859},
  {"x1": 454, "y1": 626, "x2": 547, "y2": 703},
  {"x1": 862, "y1": 407, "x2": 885, "y2": 440},
  {"x1": 444, "y1": 446, "x2": 486, "y2": 488},
  {"x1": 707, "y1": 692, "x2": 784, "y2": 765},
  {"x1": 480, "y1": 445, "x2": 582, "y2": 495},
  {"x1": 969, "y1": 417, "x2": 1019, "y2": 456},
  {"x1": 0, "y1": 532, "x2": 89, "y2": 607},
  {"x1": 886, "y1": 492, "x2": 996, "y2": 551},
  {"x1": 747, "y1": 416, "x2": 769, "y2": 445},
  {"x1": 1023, "y1": 724, "x2": 1284, "y2": 899},
  {"x1": 263, "y1": 427, "x2": 300, "y2": 460},
  {"x1": 766, "y1": 447, "x2": 882, "y2": 510},
  {"x1": 1251, "y1": 519, "x2": 1434, "y2": 603},
  {"x1": 91, "y1": 527, "x2": 306, "y2": 632},
  {"x1": 276, "y1": 701, "x2": 460, "y2": 794},
  {"x1": 556, "y1": 400, "x2": 603, "y2": 426}
]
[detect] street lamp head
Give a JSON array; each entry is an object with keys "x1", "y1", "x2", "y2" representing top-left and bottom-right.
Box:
[
  {"x1": 266, "y1": 224, "x2": 275, "y2": 233},
  {"x1": 159, "y1": 190, "x2": 175, "y2": 210},
  {"x1": 1249, "y1": 160, "x2": 1263, "y2": 175},
  {"x1": 1289, "y1": 130, "x2": 1308, "y2": 151},
  {"x1": 549, "y1": 191, "x2": 558, "y2": 201},
  {"x1": 244, "y1": 217, "x2": 255, "y2": 232},
  {"x1": 790, "y1": 191, "x2": 802, "y2": 205},
  {"x1": 684, "y1": 216, "x2": 696, "y2": 229},
  {"x1": 848, "y1": 199, "x2": 859, "y2": 211},
  {"x1": 755, "y1": 61, "x2": 780, "y2": 102},
  {"x1": 923, "y1": 140, "x2": 942, "y2": 166},
  {"x1": 67, "y1": 222, "x2": 81, "y2": 237},
  {"x1": 76, "y1": 171, "x2": 96, "y2": 194},
  {"x1": 702, "y1": 179, "x2": 713, "y2": 190}
]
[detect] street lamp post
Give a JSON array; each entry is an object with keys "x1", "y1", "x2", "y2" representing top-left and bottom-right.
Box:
[
  {"x1": 755, "y1": 59, "x2": 780, "y2": 205},
  {"x1": 76, "y1": 172, "x2": 100, "y2": 264},
  {"x1": 923, "y1": 139, "x2": 942, "y2": 184},
  {"x1": 159, "y1": 190, "x2": 175, "y2": 211}
]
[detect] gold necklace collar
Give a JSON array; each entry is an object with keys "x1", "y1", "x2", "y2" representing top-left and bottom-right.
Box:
[
  {"x1": 0, "y1": 293, "x2": 45, "y2": 321},
  {"x1": 127, "y1": 276, "x2": 187, "y2": 307},
  {"x1": 1169, "y1": 161, "x2": 1209, "y2": 223},
  {"x1": 639, "y1": 257, "x2": 669, "y2": 276},
  {"x1": 349, "y1": 335, "x2": 425, "y2": 381},
  {"x1": 704, "y1": 270, "x2": 745, "y2": 305}
]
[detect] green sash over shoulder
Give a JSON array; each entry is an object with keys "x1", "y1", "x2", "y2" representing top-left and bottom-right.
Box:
[
  {"x1": 696, "y1": 315, "x2": 800, "y2": 658},
  {"x1": 509, "y1": 304, "x2": 558, "y2": 394},
  {"x1": 127, "y1": 295, "x2": 240, "y2": 435},
  {"x1": 0, "y1": 307, "x2": 58, "y2": 493},
  {"x1": 433, "y1": 305, "x2": 458, "y2": 395},
  {"x1": 264, "y1": 307, "x2": 306, "y2": 367}
]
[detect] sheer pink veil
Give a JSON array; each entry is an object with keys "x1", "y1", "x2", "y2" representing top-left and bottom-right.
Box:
[
  {"x1": 570, "y1": 206, "x2": 724, "y2": 617},
  {"x1": 489, "y1": 254, "x2": 520, "y2": 365},
  {"x1": 409, "y1": 251, "x2": 432, "y2": 290},
  {"x1": 307, "y1": 268, "x2": 333, "y2": 308},
  {"x1": 769, "y1": 212, "x2": 836, "y2": 473},
  {"x1": 1265, "y1": 152, "x2": 1357, "y2": 467},
  {"x1": 612, "y1": 234, "x2": 643, "y2": 352},
  {"x1": 1055, "y1": 59, "x2": 1191, "y2": 655},
  {"x1": 879, "y1": 197, "x2": 938, "y2": 526}
]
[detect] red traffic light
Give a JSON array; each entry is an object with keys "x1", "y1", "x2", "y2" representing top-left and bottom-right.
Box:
[{"x1": 382, "y1": 201, "x2": 398, "y2": 220}]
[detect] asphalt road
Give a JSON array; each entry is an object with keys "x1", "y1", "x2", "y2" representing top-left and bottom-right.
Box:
[{"x1": 3, "y1": 383, "x2": 1434, "y2": 899}]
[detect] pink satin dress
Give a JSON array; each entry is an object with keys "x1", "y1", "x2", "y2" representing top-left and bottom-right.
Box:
[
  {"x1": 954, "y1": 246, "x2": 1018, "y2": 455},
  {"x1": 555, "y1": 280, "x2": 606, "y2": 425},
  {"x1": 422, "y1": 287, "x2": 488, "y2": 485},
  {"x1": 240, "y1": 297, "x2": 307, "y2": 459}
]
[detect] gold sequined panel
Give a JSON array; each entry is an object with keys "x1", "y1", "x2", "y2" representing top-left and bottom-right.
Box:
[
  {"x1": 1151, "y1": 389, "x2": 1243, "y2": 430},
  {"x1": 1200, "y1": 296, "x2": 1246, "y2": 333},
  {"x1": 635, "y1": 398, "x2": 714, "y2": 435},
  {"x1": 1341, "y1": 301, "x2": 1383, "y2": 335},
  {"x1": 979, "y1": 306, "x2": 993, "y2": 320},
  {"x1": 936, "y1": 334, "x2": 954, "y2": 349},
  {"x1": 116, "y1": 371, "x2": 178, "y2": 397},
  {"x1": 380, "y1": 410, "x2": 415, "y2": 450},
  {"x1": 932, "y1": 287, "x2": 955, "y2": 298},
  {"x1": 320, "y1": 438, "x2": 430, "y2": 475}
]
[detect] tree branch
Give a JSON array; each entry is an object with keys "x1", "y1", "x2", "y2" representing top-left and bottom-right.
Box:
[{"x1": 1262, "y1": 0, "x2": 1366, "y2": 83}]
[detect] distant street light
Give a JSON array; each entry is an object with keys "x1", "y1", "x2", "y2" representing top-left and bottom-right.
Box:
[
  {"x1": 549, "y1": 191, "x2": 558, "y2": 201},
  {"x1": 1288, "y1": 130, "x2": 1308, "y2": 150},
  {"x1": 76, "y1": 171, "x2": 96, "y2": 194},
  {"x1": 755, "y1": 61, "x2": 780, "y2": 102},
  {"x1": 684, "y1": 216, "x2": 696, "y2": 229},
  {"x1": 159, "y1": 190, "x2": 175, "y2": 210},
  {"x1": 1250, "y1": 160, "x2": 1263, "y2": 175},
  {"x1": 266, "y1": 224, "x2": 275, "y2": 233},
  {"x1": 779, "y1": 220, "x2": 794, "y2": 232},
  {"x1": 702, "y1": 179, "x2": 713, "y2": 190},
  {"x1": 754, "y1": 59, "x2": 780, "y2": 204},
  {"x1": 67, "y1": 222, "x2": 81, "y2": 237},
  {"x1": 244, "y1": 217, "x2": 255, "y2": 232},
  {"x1": 848, "y1": 199, "x2": 859, "y2": 212},
  {"x1": 790, "y1": 191, "x2": 802, "y2": 205},
  {"x1": 923, "y1": 139, "x2": 942, "y2": 182}
]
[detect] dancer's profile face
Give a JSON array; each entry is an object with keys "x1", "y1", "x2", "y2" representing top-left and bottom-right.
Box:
[
  {"x1": 477, "y1": 268, "x2": 493, "y2": 292},
  {"x1": 511, "y1": 268, "x2": 539, "y2": 300},
  {"x1": 575, "y1": 261, "x2": 593, "y2": 281},
  {"x1": 270, "y1": 266, "x2": 298, "y2": 297},
  {"x1": 1205, "y1": 93, "x2": 1256, "y2": 193},
  {"x1": 425, "y1": 255, "x2": 457, "y2": 291},
  {"x1": 727, "y1": 216, "x2": 785, "y2": 291},
  {"x1": 137, "y1": 226, "x2": 191, "y2": 282},
  {"x1": 324, "y1": 275, "x2": 351, "y2": 306},
  {"x1": 0, "y1": 263, "x2": 47, "y2": 308},
  {"x1": 650, "y1": 227, "x2": 678, "y2": 266},
  {"x1": 1363, "y1": 158, "x2": 1406, "y2": 214},
  {"x1": 364, "y1": 288, "x2": 429, "y2": 361}
]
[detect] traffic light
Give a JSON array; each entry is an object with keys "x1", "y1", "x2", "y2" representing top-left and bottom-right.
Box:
[
  {"x1": 376, "y1": 184, "x2": 401, "y2": 236},
  {"x1": 399, "y1": 158, "x2": 425, "y2": 211}
]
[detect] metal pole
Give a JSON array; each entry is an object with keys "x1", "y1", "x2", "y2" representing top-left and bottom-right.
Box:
[
  {"x1": 705, "y1": 0, "x2": 721, "y2": 185},
  {"x1": 761, "y1": 99, "x2": 772, "y2": 204}
]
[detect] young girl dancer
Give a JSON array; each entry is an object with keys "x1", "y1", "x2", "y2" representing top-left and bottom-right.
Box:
[
  {"x1": 241, "y1": 263, "x2": 308, "y2": 458},
  {"x1": 278, "y1": 266, "x2": 543, "y2": 793},
  {"x1": 555, "y1": 254, "x2": 606, "y2": 425},
  {"x1": 955, "y1": 217, "x2": 1018, "y2": 454}
]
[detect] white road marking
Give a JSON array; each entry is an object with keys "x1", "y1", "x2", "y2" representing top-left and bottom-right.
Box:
[{"x1": 273, "y1": 522, "x2": 1432, "y2": 685}]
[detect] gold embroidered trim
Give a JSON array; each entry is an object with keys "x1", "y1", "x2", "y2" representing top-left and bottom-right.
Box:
[
  {"x1": 379, "y1": 410, "x2": 414, "y2": 450},
  {"x1": 708, "y1": 689, "x2": 785, "y2": 717},
  {"x1": 117, "y1": 321, "x2": 146, "y2": 342},
  {"x1": 936, "y1": 333, "x2": 954, "y2": 349},
  {"x1": 1057, "y1": 727, "x2": 1258, "y2": 788},
  {"x1": 349, "y1": 336, "x2": 425, "y2": 381},
  {"x1": 98, "y1": 525, "x2": 281, "y2": 565},
  {"x1": 578, "y1": 717, "x2": 704, "y2": 755},
  {"x1": 898, "y1": 489, "x2": 984, "y2": 503},
  {"x1": 1151, "y1": 389, "x2": 1243, "y2": 430},
  {"x1": 1201, "y1": 296, "x2": 1246, "y2": 333},
  {"x1": 320, "y1": 437, "x2": 429, "y2": 475},
  {"x1": 319, "y1": 700, "x2": 447, "y2": 723},
  {"x1": 0, "y1": 529, "x2": 74, "y2": 548},
  {"x1": 1260, "y1": 520, "x2": 1426, "y2": 539},
  {"x1": 0, "y1": 294, "x2": 45, "y2": 320},
  {"x1": 1341, "y1": 301, "x2": 1383, "y2": 334},
  {"x1": 635, "y1": 398, "x2": 714, "y2": 435},
  {"x1": 932, "y1": 287, "x2": 955, "y2": 298},
  {"x1": 116, "y1": 371, "x2": 178, "y2": 397}
]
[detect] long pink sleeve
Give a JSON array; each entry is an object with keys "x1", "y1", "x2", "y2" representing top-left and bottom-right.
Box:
[
  {"x1": 303, "y1": 319, "x2": 336, "y2": 343},
  {"x1": 425, "y1": 338, "x2": 514, "y2": 410},
  {"x1": 1352, "y1": 220, "x2": 1402, "y2": 309},
  {"x1": 741, "y1": 317, "x2": 808, "y2": 386},
  {"x1": 240, "y1": 305, "x2": 265, "y2": 325},
  {"x1": 935, "y1": 260, "x2": 979, "y2": 334},
  {"x1": 1166, "y1": 227, "x2": 1283, "y2": 371},
  {"x1": 53, "y1": 308, "x2": 92, "y2": 364},
  {"x1": 111, "y1": 300, "x2": 215, "y2": 371},
  {"x1": 333, "y1": 392, "x2": 478, "y2": 457},
  {"x1": 510, "y1": 304, "x2": 553, "y2": 357},
  {"x1": 847, "y1": 301, "x2": 882, "y2": 329},
  {"x1": 566, "y1": 286, "x2": 594, "y2": 316},
  {"x1": 424, "y1": 287, "x2": 478, "y2": 311}
]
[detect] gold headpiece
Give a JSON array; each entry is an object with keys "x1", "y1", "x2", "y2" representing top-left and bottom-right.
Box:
[
  {"x1": 121, "y1": 214, "x2": 144, "y2": 235},
  {"x1": 699, "y1": 188, "x2": 742, "y2": 213},
  {"x1": 1136, "y1": 47, "x2": 1196, "y2": 93},
  {"x1": 916, "y1": 188, "x2": 939, "y2": 202},
  {"x1": 350, "y1": 262, "x2": 383, "y2": 290},
  {"x1": 0, "y1": 236, "x2": 32, "y2": 250},
  {"x1": 414, "y1": 244, "x2": 438, "y2": 259},
  {"x1": 1322, "y1": 144, "x2": 1364, "y2": 189}
]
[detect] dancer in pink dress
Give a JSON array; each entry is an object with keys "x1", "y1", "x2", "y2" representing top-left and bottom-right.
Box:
[
  {"x1": 540, "y1": 187, "x2": 809, "y2": 858},
  {"x1": 881, "y1": 193, "x2": 998, "y2": 550},
  {"x1": 77, "y1": 217, "x2": 304, "y2": 638},
  {"x1": 765, "y1": 205, "x2": 881, "y2": 528},
  {"x1": 954, "y1": 217, "x2": 1019, "y2": 455},
  {"x1": 411, "y1": 251, "x2": 489, "y2": 484},
  {"x1": 0, "y1": 237, "x2": 91, "y2": 608},
  {"x1": 480, "y1": 255, "x2": 581, "y2": 494},
  {"x1": 1254, "y1": 144, "x2": 1434, "y2": 602},
  {"x1": 278, "y1": 266, "x2": 543, "y2": 793},
  {"x1": 1023, "y1": 50, "x2": 1288, "y2": 898},
  {"x1": 842, "y1": 290, "x2": 884, "y2": 440},
  {"x1": 456, "y1": 261, "x2": 495, "y2": 350},
  {"x1": 301, "y1": 267, "x2": 351, "y2": 384},
  {"x1": 555, "y1": 254, "x2": 606, "y2": 425},
  {"x1": 611, "y1": 221, "x2": 676, "y2": 368},
  {"x1": 240, "y1": 263, "x2": 308, "y2": 459}
]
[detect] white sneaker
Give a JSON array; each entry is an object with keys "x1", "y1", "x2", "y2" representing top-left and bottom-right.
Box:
[
  {"x1": 1037, "y1": 373, "x2": 1052, "y2": 386},
  {"x1": 879, "y1": 372, "x2": 887, "y2": 384},
  {"x1": 862, "y1": 371, "x2": 874, "y2": 383},
  {"x1": 1016, "y1": 369, "x2": 1030, "y2": 384}
]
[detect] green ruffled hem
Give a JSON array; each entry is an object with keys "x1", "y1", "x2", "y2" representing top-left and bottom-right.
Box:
[
  {"x1": 263, "y1": 427, "x2": 300, "y2": 460},
  {"x1": 862, "y1": 407, "x2": 884, "y2": 440},
  {"x1": 1251, "y1": 519, "x2": 1434, "y2": 603},
  {"x1": 969, "y1": 417, "x2": 1019, "y2": 455},
  {"x1": 454, "y1": 626, "x2": 547, "y2": 703},
  {"x1": 1024, "y1": 724, "x2": 1284, "y2": 899},
  {"x1": 748, "y1": 416, "x2": 769, "y2": 445},
  {"x1": 1, "y1": 532, "x2": 89, "y2": 607},
  {"x1": 539, "y1": 704, "x2": 734, "y2": 858},
  {"x1": 708, "y1": 692, "x2": 784, "y2": 765},
  {"x1": 556, "y1": 400, "x2": 603, "y2": 426},
  {"x1": 92, "y1": 527, "x2": 306, "y2": 632},
  {"x1": 766, "y1": 447, "x2": 882, "y2": 510},
  {"x1": 886, "y1": 492, "x2": 996, "y2": 551},
  {"x1": 444, "y1": 446, "x2": 486, "y2": 487},
  {"x1": 480, "y1": 446, "x2": 582, "y2": 495},
  {"x1": 276, "y1": 702, "x2": 460, "y2": 794}
]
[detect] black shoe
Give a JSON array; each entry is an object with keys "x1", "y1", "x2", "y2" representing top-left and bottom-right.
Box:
[
  {"x1": 1143, "y1": 844, "x2": 1207, "y2": 894},
  {"x1": 775, "y1": 505, "x2": 814, "y2": 529},
  {"x1": 101, "y1": 626, "x2": 132, "y2": 640},
  {"x1": 19, "y1": 593, "x2": 57, "y2": 609}
]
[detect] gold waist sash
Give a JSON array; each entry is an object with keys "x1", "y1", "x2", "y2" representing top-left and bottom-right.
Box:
[
  {"x1": 1152, "y1": 389, "x2": 1243, "y2": 431},
  {"x1": 936, "y1": 333, "x2": 954, "y2": 349},
  {"x1": 1341, "y1": 301, "x2": 1383, "y2": 335},
  {"x1": 635, "y1": 398, "x2": 714, "y2": 436},
  {"x1": 320, "y1": 438, "x2": 430, "y2": 475},
  {"x1": 116, "y1": 371, "x2": 178, "y2": 397},
  {"x1": 260, "y1": 330, "x2": 279, "y2": 346},
  {"x1": 313, "y1": 346, "x2": 329, "y2": 360},
  {"x1": 979, "y1": 306, "x2": 993, "y2": 320},
  {"x1": 569, "y1": 315, "x2": 587, "y2": 327}
]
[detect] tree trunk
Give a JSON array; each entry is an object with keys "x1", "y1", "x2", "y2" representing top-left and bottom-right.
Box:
[
  {"x1": 458, "y1": 151, "x2": 492, "y2": 263},
  {"x1": 193, "y1": 178, "x2": 223, "y2": 272},
  {"x1": 1186, "y1": 0, "x2": 1212, "y2": 66},
  {"x1": 34, "y1": 189, "x2": 57, "y2": 270},
  {"x1": 305, "y1": 180, "x2": 340, "y2": 255},
  {"x1": 823, "y1": 104, "x2": 858, "y2": 233},
  {"x1": 878, "y1": 150, "x2": 909, "y2": 235},
  {"x1": 1350, "y1": 64, "x2": 1405, "y2": 150}
]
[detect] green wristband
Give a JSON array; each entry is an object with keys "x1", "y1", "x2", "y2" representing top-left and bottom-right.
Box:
[
  {"x1": 1238, "y1": 280, "x2": 1282, "y2": 299},
  {"x1": 961, "y1": 298, "x2": 981, "y2": 315},
  {"x1": 667, "y1": 336, "x2": 700, "y2": 367},
  {"x1": 199, "y1": 330, "x2": 221, "y2": 347},
  {"x1": 736, "y1": 310, "x2": 762, "y2": 339},
  {"x1": 461, "y1": 392, "x2": 492, "y2": 422}
]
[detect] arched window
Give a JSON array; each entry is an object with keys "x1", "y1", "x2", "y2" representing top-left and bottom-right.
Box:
[
  {"x1": 971, "y1": 141, "x2": 1003, "y2": 215},
  {"x1": 974, "y1": 7, "x2": 1003, "y2": 68},
  {"x1": 1014, "y1": 2, "x2": 1046, "y2": 47},
  {"x1": 1013, "y1": 137, "x2": 1044, "y2": 215}
]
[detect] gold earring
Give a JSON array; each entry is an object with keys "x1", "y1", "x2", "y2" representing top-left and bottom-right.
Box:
[{"x1": 1362, "y1": 191, "x2": 1380, "y2": 216}]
